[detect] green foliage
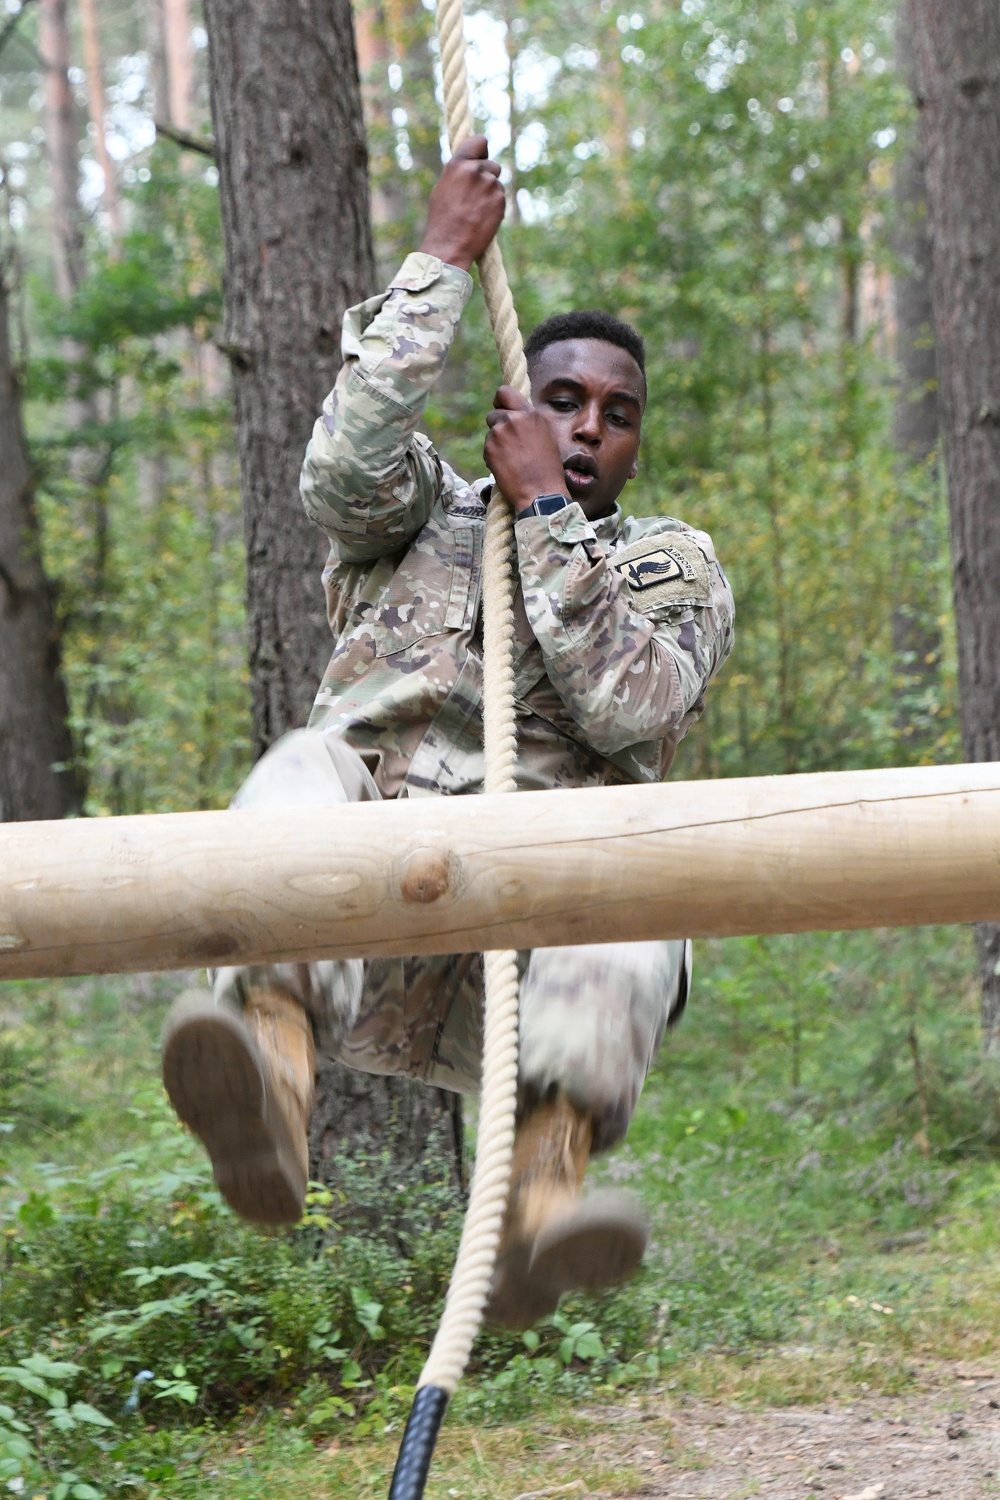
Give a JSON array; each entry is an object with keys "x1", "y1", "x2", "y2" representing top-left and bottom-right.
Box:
[
  {"x1": 3, "y1": 927, "x2": 1000, "y2": 1486},
  {"x1": 0, "y1": 1355, "x2": 114, "y2": 1434},
  {"x1": 0, "y1": 1067, "x2": 465, "y2": 1432},
  {"x1": 526, "y1": 1312, "x2": 606, "y2": 1366},
  {"x1": 0, "y1": 1355, "x2": 116, "y2": 1498},
  {"x1": 0, "y1": 1024, "x2": 80, "y2": 1135},
  {"x1": 23, "y1": 158, "x2": 250, "y2": 815},
  {"x1": 427, "y1": 0, "x2": 957, "y2": 776},
  {"x1": 4, "y1": 0, "x2": 956, "y2": 805}
]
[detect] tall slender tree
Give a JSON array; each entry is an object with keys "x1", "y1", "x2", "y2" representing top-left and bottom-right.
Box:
[
  {"x1": 202, "y1": 0, "x2": 463, "y2": 1182},
  {"x1": 891, "y1": 12, "x2": 941, "y2": 749},
  {"x1": 163, "y1": 0, "x2": 193, "y2": 130},
  {"x1": 3, "y1": 0, "x2": 87, "y2": 820},
  {"x1": 907, "y1": 0, "x2": 1000, "y2": 1046},
  {"x1": 0, "y1": 253, "x2": 81, "y2": 821},
  {"x1": 37, "y1": 0, "x2": 82, "y2": 299},
  {"x1": 79, "y1": 0, "x2": 121, "y2": 240},
  {"x1": 203, "y1": 0, "x2": 373, "y2": 752}
]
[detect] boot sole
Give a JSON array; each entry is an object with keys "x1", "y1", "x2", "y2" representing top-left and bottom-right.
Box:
[
  {"x1": 529, "y1": 1190, "x2": 649, "y2": 1297},
  {"x1": 483, "y1": 1237, "x2": 562, "y2": 1331},
  {"x1": 162, "y1": 998, "x2": 306, "y2": 1227}
]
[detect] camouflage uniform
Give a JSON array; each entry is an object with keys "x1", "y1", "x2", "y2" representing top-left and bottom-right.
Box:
[{"x1": 214, "y1": 251, "x2": 734, "y2": 1150}]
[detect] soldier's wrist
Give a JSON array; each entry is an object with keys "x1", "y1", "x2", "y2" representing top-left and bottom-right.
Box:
[
  {"x1": 514, "y1": 492, "x2": 572, "y2": 519},
  {"x1": 416, "y1": 233, "x2": 474, "y2": 272}
]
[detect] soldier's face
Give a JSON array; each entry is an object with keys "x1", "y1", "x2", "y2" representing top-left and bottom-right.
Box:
[{"x1": 528, "y1": 338, "x2": 645, "y2": 520}]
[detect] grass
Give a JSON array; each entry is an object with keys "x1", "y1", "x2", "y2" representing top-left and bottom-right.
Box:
[{"x1": 2, "y1": 923, "x2": 1000, "y2": 1496}]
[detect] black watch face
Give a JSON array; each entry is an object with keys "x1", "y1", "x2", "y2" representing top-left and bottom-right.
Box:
[{"x1": 535, "y1": 494, "x2": 568, "y2": 515}]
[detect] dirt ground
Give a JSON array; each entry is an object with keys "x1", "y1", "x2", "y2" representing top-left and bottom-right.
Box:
[{"x1": 527, "y1": 1366, "x2": 1000, "y2": 1499}]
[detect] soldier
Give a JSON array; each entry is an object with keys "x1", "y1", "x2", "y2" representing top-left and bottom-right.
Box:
[{"x1": 162, "y1": 137, "x2": 735, "y2": 1329}]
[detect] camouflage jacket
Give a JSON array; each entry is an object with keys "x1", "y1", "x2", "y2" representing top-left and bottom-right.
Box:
[{"x1": 300, "y1": 252, "x2": 735, "y2": 798}]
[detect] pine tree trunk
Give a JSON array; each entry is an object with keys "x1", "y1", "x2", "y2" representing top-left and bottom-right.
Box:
[
  {"x1": 202, "y1": 0, "x2": 464, "y2": 1185},
  {"x1": 9, "y1": 0, "x2": 84, "y2": 818},
  {"x1": 892, "y1": 12, "x2": 942, "y2": 749},
  {"x1": 204, "y1": 0, "x2": 375, "y2": 752},
  {"x1": 309, "y1": 1055, "x2": 465, "y2": 1198},
  {"x1": 38, "y1": 0, "x2": 83, "y2": 300},
  {"x1": 148, "y1": 0, "x2": 172, "y2": 129},
  {"x1": 79, "y1": 0, "x2": 121, "y2": 239},
  {"x1": 163, "y1": 0, "x2": 193, "y2": 130},
  {"x1": 0, "y1": 265, "x2": 82, "y2": 822},
  {"x1": 907, "y1": 0, "x2": 1000, "y2": 1048}
]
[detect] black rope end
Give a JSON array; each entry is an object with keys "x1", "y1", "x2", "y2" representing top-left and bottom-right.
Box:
[{"x1": 387, "y1": 1383, "x2": 450, "y2": 1500}]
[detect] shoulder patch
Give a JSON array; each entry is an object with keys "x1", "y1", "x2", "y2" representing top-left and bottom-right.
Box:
[{"x1": 610, "y1": 531, "x2": 713, "y2": 610}]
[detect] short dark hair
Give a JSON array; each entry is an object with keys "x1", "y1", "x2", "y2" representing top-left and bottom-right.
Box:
[{"x1": 524, "y1": 309, "x2": 646, "y2": 376}]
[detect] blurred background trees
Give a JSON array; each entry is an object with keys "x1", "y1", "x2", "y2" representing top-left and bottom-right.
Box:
[{"x1": 0, "y1": 0, "x2": 958, "y2": 814}]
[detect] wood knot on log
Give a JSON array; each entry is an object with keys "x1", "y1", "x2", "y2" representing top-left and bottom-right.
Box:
[
  {"x1": 192, "y1": 933, "x2": 240, "y2": 962},
  {"x1": 400, "y1": 849, "x2": 453, "y2": 905}
]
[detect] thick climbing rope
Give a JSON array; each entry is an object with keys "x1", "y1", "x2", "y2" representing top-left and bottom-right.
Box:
[
  {"x1": 417, "y1": 0, "x2": 526, "y2": 1395},
  {"x1": 386, "y1": 0, "x2": 528, "y2": 1492}
]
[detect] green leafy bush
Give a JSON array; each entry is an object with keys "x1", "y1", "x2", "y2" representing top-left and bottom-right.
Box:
[
  {"x1": 0, "y1": 1355, "x2": 116, "y2": 1499},
  {"x1": 0, "y1": 1025, "x2": 81, "y2": 1136},
  {"x1": 0, "y1": 1096, "x2": 464, "y2": 1431}
]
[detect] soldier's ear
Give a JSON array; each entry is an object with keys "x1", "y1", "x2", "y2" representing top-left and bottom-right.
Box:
[{"x1": 628, "y1": 459, "x2": 639, "y2": 480}]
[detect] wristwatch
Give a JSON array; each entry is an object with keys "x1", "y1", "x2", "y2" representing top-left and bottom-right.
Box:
[{"x1": 520, "y1": 493, "x2": 571, "y2": 519}]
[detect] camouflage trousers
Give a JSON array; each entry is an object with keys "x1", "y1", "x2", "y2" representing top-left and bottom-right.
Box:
[{"x1": 212, "y1": 730, "x2": 690, "y2": 1151}]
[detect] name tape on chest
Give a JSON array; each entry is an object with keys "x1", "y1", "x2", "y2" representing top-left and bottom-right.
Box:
[{"x1": 610, "y1": 531, "x2": 713, "y2": 611}]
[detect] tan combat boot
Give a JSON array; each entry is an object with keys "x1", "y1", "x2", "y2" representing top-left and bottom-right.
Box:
[
  {"x1": 162, "y1": 985, "x2": 316, "y2": 1226},
  {"x1": 485, "y1": 1097, "x2": 649, "y2": 1330}
]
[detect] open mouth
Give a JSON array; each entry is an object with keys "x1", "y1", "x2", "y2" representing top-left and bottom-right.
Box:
[{"x1": 563, "y1": 454, "x2": 598, "y2": 495}]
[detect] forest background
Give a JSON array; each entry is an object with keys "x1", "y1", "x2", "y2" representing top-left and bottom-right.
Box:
[
  {"x1": 4, "y1": 1, "x2": 1000, "y2": 1498},
  {"x1": 0, "y1": 0, "x2": 954, "y2": 816}
]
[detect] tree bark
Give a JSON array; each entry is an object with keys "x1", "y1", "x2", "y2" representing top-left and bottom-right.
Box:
[
  {"x1": 309, "y1": 1054, "x2": 465, "y2": 1202},
  {"x1": 37, "y1": 0, "x2": 83, "y2": 300},
  {"x1": 892, "y1": 10, "x2": 942, "y2": 748},
  {"x1": 202, "y1": 0, "x2": 463, "y2": 1190},
  {"x1": 38, "y1": 0, "x2": 106, "y2": 810},
  {"x1": 148, "y1": 0, "x2": 172, "y2": 131},
  {"x1": 163, "y1": 0, "x2": 193, "y2": 130},
  {"x1": 907, "y1": 0, "x2": 1000, "y2": 1047},
  {"x1": 0, "y1": 263, "x2": 82, "y2": 822},
  {"x1": 79, "y1": 0, "x2": 122, "y2": 239},
  {"x1": 204, "y1": 0, "x2": 376, "y2": 753}
]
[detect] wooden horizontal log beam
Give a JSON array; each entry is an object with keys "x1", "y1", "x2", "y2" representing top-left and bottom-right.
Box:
[{"x1": 0, "y1": 763, "x2": 998, "y2": 981}]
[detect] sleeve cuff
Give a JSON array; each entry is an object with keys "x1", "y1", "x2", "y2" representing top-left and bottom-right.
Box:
[
  {"x1": 547, "y1": 501, "x2": 597, "y2": 545},
  {"x1": 389, "y1": 251, "x2": 474, "y2": 297},
  {"x1": 515, "y1": 501, "x2": 596, "y2": 547}
]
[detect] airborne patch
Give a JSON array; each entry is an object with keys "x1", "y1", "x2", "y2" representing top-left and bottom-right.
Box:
[{"x1": 610, "y1": 531, "x2": 713, "y2": 610}]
